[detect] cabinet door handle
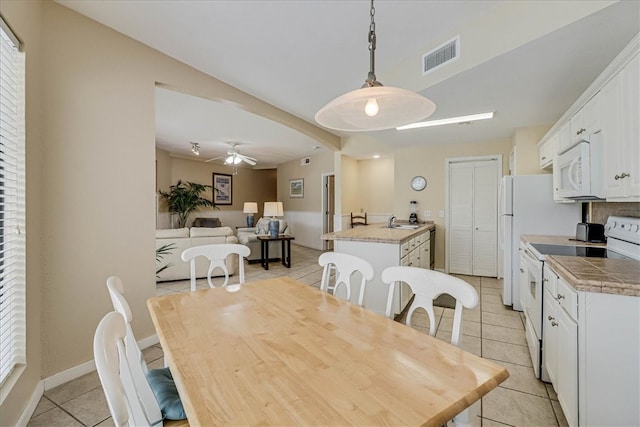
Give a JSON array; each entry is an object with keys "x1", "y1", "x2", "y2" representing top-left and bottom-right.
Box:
[
  {"x1": 541, "y1": 156, "x2": 547, "y2": 160},
  {"x1": 557, "y1": 294, "x2": 565, "y2": 300},
  {"x1": 543, "y1": 278, "x2": 548, "y2": 283},
  {"x1": 548, "y1": 316, "x2": 555, "y2": 321},
  {"x1": 576, "y1": 128, "x2": 586, "y2": 135},
  {"x1": 520, "y1": 268, "x2": 525, "y2": 273},
  {"x1": 551, "y1": 321, "x2": 558, "y2": 327}
]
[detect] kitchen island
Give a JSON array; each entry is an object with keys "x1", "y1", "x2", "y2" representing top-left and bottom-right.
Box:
[{"x1": 322, "y1": 222, "x2": 435, "y2": 316}]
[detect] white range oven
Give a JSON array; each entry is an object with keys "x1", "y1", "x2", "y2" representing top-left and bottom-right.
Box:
[{"x1": 521, "y1": 216, "x2": 640, "y2": 381}]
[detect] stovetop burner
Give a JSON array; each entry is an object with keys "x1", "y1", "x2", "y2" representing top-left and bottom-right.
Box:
[{"x1": 529, "y1": 243, "x2": 631, "y2": 260}]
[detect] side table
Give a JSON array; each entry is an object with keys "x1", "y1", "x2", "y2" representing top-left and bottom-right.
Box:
[{"x1": 257, "y1": 235, "x2": 295, "y2": 270}]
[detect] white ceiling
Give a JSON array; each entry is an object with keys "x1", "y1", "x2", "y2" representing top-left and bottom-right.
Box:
[{"x1": 57, "y1": 0, "x2": 639, "y2": 165}]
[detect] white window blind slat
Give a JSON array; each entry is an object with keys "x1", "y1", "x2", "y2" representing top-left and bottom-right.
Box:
[{"x1": 0, "y1": 16, "x2": 26, "y2": 391}]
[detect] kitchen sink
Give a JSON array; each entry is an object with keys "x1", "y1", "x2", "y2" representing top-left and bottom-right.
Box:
[{"x1": 382, "y1": 224, "x2": 419, "y2": 230}]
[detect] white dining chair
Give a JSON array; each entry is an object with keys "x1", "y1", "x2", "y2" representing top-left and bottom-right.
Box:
[
  {"x1": 93, "y1": 312, "x2": 189, "y2": 427},
  {"x1": 381, "y1": 266, "x2": 479, "y2": 427},
  {"x1": 318, "y1": 252, "x2": 374, "y2": 306},
  {"x1": 181, "y1": 243, "x2": 251, "y2": 292},
  {"x1": 106, "y1": 276, "x2": 151, "y2": 373}
]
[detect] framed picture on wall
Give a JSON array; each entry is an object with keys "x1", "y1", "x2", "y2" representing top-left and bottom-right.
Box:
[
  {"x1": 213, "y1": 173, "x2": 232, "y2": 205},
  {"x1": 289, "y1": 178, "x2": 304, "y2": 198}
]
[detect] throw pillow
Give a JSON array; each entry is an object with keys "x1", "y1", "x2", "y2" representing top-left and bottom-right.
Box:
[
  {"x1": 145, "y1": 367, "x2": 187, "y2": 420},
  {"x1": 255, "y1": 217, "x2": 270, "y2": 235}
]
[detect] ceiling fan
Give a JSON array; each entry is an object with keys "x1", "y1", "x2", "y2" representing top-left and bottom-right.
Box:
[{"x1": 205, "y1": 143, "x2": 256, "y2": 166}]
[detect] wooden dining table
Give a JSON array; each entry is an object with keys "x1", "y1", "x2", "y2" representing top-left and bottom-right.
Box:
[{"x1": 147, "y1": 276, "x2": 509, "y2": 426}]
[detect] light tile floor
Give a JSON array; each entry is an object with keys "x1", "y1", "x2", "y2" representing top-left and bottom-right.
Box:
[{"x1": 28, "y1": 244, "x2": 568, "y2": 427}]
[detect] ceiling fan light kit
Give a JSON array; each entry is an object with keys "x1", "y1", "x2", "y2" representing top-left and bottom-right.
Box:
[{"x1": 315, "y1": 0, "x2": 436, "y2": 132}]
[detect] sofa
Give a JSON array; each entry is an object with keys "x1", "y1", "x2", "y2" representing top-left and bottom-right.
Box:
[
  {"x1": 155, "y1": 227, "x2": 238, "y2": 282},
  {"x1": 236, "y1": 218, "x2": 290, "y2": 262}
]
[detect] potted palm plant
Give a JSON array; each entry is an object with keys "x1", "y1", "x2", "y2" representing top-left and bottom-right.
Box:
[{"x1": 158, "y1": 180, "x2": 217, "y2": 228}]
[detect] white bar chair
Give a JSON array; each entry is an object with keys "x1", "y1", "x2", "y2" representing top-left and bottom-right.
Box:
[
  {"x1": 181, "y1": 243, "x2": 250, "y2": 292},
  {"x1": 318, "y1": 252, "x2": 374, "y2": 306},
  {"x1": 381, "y1": 266, "x2": 479, "y2": 427}
]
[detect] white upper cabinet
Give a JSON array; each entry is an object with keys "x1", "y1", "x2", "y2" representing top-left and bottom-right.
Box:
[
  {"x1": 539, "y1": 132, "x2": 558, "y2": 169},
  {"x1": 557, "y1": 121, "x2": 573, "y2": 155},
  {"x1": 570, "y1": 92, "x2": 601, "y2": 147},
  {"x1": 602, "y1": 53, "x2": 640, "y2": 201}
]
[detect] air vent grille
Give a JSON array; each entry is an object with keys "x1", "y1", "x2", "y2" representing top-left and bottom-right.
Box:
[{"x1": 423, "y1": 36, "x2": 460, "y2": 75}]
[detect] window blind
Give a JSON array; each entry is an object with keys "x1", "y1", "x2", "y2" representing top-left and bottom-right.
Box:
[{"x1": 0, "y1": 16, "x2": 26, "y2": 390}]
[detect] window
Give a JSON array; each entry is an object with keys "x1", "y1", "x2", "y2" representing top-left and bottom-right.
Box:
[{"x1": 0, "y1": 16, "x2": 26, "y2": 395}]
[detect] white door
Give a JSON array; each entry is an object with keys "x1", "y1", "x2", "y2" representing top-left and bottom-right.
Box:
[
  {"x1": 448, "y1": 157, "x2": 500, "y2": 277},
  {"x1": 449, "y1": 162, "x2": 474, "y2": 274},
  {"x1": 472, "y1": 160, "x2": 498, "y2": 276}
]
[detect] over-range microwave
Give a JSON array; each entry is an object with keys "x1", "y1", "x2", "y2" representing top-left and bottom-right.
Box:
[{"x1": 554, "y1": 133, "x2": 603, "y2": 200}]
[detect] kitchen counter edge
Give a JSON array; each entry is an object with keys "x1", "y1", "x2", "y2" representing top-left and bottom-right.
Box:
[{"x1": 322, "y1": 223, "x2": 435, "y2": 244}]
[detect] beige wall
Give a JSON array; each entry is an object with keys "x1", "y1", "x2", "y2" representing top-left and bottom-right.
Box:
[
  {"x1": 0, "y1": 2, "x2": 333, "y2": 423},
  {"x1": 394, "y1": 139, "x2": 512, "y2": 270},
  {"x1": 160, "y1": 155, "x2": 277, "y2": 224},
  {"x1": 277, "y1": 151, "x2": 334, "y2": 212},
  {"x1": 340, "y1": 155, "x2": 359, "y2": 215},
  {"x1": 277, "y1": 151, "x2": 334, "y2": 249},
  {"x1": 511, "y1": 125, "x2": 553, "y2": 175},
  {"x1": 357, "y1": 158, "x2": 394, "y2": 214}
]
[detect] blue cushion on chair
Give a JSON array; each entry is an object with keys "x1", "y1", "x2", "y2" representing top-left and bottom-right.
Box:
[{"x1": 145, "y1": 367, "x2": 187, "y2": 420}]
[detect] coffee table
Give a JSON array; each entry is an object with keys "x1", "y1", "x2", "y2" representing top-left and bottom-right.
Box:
[{"x1": 257, "y1": 234, "x2": 294, "y2": 270}]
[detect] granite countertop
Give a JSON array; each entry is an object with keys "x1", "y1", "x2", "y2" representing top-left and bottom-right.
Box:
[
  {"x1": 322, "y1": 222, "x2": 435, "y2": 244},
  {"x1": 521, "y1": 234, "x2": 639, "y2": 297},
  {"x1": 545, "y1": 255, "x2": 640, "y2": 297}
]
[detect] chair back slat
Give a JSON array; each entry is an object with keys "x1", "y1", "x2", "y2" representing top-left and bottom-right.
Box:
[
  {"x1": 181, "y1": 244, "x2": 251, "y2": 292},
  {"x1": 318, "y1": 252, "x2": 374, "y2": 306}
]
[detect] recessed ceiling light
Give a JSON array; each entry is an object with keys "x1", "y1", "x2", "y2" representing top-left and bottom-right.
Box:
[
  {"x1": 373, "y1": 154, "x2": 380, "y2": 159},
  {"x1": 396, "y1": 111, "x2": 494, "y2": 131}
]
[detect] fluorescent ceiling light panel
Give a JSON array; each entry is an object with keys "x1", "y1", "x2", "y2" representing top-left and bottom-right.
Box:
[{"x1": 396, "y1": 111, "x2": 494, "y2": 130}]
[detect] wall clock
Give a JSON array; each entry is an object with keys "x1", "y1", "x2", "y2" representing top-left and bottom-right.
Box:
[{"x1": 411, "y1": 176, "x2": 427, "y2": 191}]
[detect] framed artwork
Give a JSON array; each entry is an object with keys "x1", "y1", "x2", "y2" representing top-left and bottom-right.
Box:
[
  {"x1": 289, "y1": 178, "x2": 304, "y2": 198},
  {"x1": 212, "y1": 173, "x2": 232, "y2": 205}
]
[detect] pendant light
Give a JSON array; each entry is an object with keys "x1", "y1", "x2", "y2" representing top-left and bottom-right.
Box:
[{"x1": 315, "y1": 0, "x2": 436, "y2": 132}]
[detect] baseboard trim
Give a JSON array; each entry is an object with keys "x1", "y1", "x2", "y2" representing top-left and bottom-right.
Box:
[
  {"x1": 43, "y1": 359, "x2": 96, "y2": 391},
  {"x1": 42, "y1": 333, "x2": 159, "y2": 391},
  {"x1": 16, "y1": 380, "x2": 44, "y2": 427}
]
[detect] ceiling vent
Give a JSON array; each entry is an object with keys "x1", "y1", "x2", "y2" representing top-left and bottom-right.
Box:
[{"x1": 422, "y1": 36, "x2": 460, "y2": 75}]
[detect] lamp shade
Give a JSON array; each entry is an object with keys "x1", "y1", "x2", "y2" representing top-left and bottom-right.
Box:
[
  {"x1": 315, "y1": 86, "x2": 436, "y2": 132},
  {"x1": 263, "y1": 202, "x2": 283, "y2": 217},
  {"x1": 243, "y1": 202, "x2": 258, "y2": 214}
]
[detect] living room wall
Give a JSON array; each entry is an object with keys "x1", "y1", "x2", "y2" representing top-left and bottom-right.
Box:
[
  {"x1": 155, "y1": 148, "x2": 277, "y2": 229},
  {"x1": 277, "y1": 150, "x2": 334, "y2": 249}
]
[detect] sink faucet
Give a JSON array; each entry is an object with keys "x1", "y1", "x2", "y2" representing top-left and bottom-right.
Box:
[{"x1": 387, "y1": 215, "x2": 396, "y2": 228}]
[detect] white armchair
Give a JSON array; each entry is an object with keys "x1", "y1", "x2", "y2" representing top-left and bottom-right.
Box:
[{"x1": 236, "y1": 218, "x2": 290, "y2": 262}]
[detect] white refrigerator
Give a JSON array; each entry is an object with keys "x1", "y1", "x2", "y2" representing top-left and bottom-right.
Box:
[{"x1": 499, "y1": 174, "x2": 580, "y2": 310}]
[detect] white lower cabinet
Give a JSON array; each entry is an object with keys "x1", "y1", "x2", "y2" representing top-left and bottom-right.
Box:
[
  {"x1": 543, "y1": 268, "x2": 578, "y2": 426},
  {"x1": 543, "y1": 265, "x2": 640, "y2": 426},
  {"x1": 335, "y1": 229, "x2": 432, "y2": 316}
]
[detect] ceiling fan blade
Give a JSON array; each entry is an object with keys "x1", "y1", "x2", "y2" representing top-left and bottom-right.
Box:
[
  {"x1": 205, "y1": 156, "x2": 225, "y2": 163},
  {"x1": 242, "y1": 157, "x2": 257, "y2": 166}
]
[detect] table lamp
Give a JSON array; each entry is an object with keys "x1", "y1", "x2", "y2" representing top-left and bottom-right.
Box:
[
  {"x1": 243, "y1": 202, "x2": 258, "y2": 227},
  {"x1": 263, "y1": 201, "x2": 283, "y2": 238}
]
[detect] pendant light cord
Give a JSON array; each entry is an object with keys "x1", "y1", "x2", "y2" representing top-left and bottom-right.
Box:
[{"x1": 365, "y1": 0, "x2": 382, "y2": 87}]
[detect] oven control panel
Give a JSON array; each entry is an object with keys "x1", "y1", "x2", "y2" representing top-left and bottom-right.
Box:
[{"x1": 605, "y1": 216, "x2": 640, "y2": 245}]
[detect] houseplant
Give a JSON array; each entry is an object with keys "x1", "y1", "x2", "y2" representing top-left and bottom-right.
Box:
[{"x1": 158, "y1": 180, "x2": 217, "y2": 228}]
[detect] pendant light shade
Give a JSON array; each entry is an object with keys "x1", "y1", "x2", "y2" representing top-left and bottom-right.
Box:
[
  {"x1": 314, "y1": 0, "x2": 436, "y2": 132},
  {"x1": 315, "y1": 86, "x2": 436, "y2": 132}
]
